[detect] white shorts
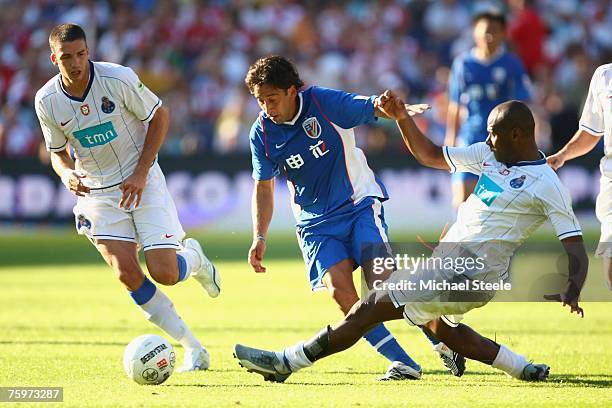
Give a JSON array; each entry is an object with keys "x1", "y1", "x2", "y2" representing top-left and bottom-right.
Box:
[
  {"x1": 73, "y1": 163, "x2": 185, "y2": 251},
  {"x1": 595, "y1": 173, "x2": 612, "y2": 257},
  {"x1": 386, "y1": 244, "x2": 496, "y2": 326}
]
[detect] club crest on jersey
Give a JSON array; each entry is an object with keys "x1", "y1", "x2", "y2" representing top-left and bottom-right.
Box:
[
  {"x1": 510, "y1": 175, "x2": 526, "y2": 189},
  {"x1": 101, "y1": 96, "x2": 115, "y2": 114},
  {"x1": 80, "y1": 104, "x2": 90, "y2": 116},
  {"x1": 76, "y1": 214, "x2": 92, "y2": 235},
  {"x1": 302, "y1": 117, "x2": 321, "y2": 139}
]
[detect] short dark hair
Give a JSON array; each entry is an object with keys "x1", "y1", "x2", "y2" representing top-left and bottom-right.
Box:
[
  {"x1": 472, "y1": 10, "x2": 506, "y2": 27},
  {"x1": 245, "y1": 56, "x2": 304, "y2": 93},
  {"x1": 49, "y1": 23, "x2": 87, "y2": 51}
]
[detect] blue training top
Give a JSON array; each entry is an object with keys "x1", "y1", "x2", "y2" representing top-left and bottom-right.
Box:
[{"x1": 449, "y1": 48, "x2": 531, "y2": 145}]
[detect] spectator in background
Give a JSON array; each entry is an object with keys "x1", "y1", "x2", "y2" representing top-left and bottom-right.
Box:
[
  {"x1": 507, "y1": 0, "x2": 547, "y2": 76},
  {"x1": 445, "y1": 10, "x2": 532, "y2": 209},
  {"x1": 0, "y1": 0, "x2": 608, "y2": 159}
]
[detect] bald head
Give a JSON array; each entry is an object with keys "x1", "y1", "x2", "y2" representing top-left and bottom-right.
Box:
[
  {"x1": 486, "y1": 100, "x2": 541, "y2": 163},
  {"x1": 487, "y1": 100, "x2": 535, "y2": 140}
]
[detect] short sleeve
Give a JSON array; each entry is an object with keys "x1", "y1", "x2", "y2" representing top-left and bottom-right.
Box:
[
  {"x1": 535, "y1": 177, "x2": 582, "y2": 240},
  {"x1": 579, "y1": 67, "x2": 605, "y2": 136},
  {"x1": 249, "y1": 119, "x2": 279, "y2": 181},
  {"x1": 114, "y1": 67, "x2": 161, "y2": 123},
  {"x1": 310, "y1": 87, "x2": 376, "y2": 129},
  {"x1": 442, "y1": 142, "x2": 490, "y2": 175},
  {"x1": 34, "y1": 93, "x2": 68, "y2": 152}
]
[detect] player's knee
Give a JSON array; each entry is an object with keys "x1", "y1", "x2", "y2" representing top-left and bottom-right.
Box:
[
  {"x1": 329, "y1": 286, "x2": 359, "y2": 314},
  {"x1": 116, "y1": 264, "x2": 144, "y2": 289},
  {"x1": 345, "y1": 293, "x2": 378, "y2": 327},
  {"x1": 425, "y1": 318, "x2": 450, "y2": 338},
  {"x1": 148, "y1": 262, "x2": 179, "y2": 286}
]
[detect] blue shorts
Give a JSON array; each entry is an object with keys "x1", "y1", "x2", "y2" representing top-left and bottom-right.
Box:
[{"x1": 297, "y1": 197, "x2": 390, "y2": 290}]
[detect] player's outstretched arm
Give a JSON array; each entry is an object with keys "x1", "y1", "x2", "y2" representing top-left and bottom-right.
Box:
[
  {"x1": 375, "y1": 90, "x2": 449, "y2": 170},
  {"x1": 544, "y1": 235, "x2": 589, "y2": 317},
  {"x1": 249, "y1": 178, "x2": 275, "y2": 273},
  {"x1": 374, "y1": 102, "x2": 430, "y2": 119},
  {"x1": 547, "y1": 129, "x2": 602, "y2": 170}
]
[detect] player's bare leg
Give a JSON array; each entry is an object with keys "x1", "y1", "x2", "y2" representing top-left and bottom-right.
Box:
[
  {"x1": 96, "y1": 240, "x2": 209, "y2": 372},
  {"x1": 422, "y1": 317, "x2": 548, "y2": 380},
  {"x1": 235, "y1": 290, "x2": 548, "y2": 382},
  {"x1": 234, "y1": 290, "x2": 402, "y2": 382},
  {"x1": 604, "y1": 257, "x2": 612, "y2": 291},
  {"x1": 362, "y1": 259, "x2": 466, "y2": 376},
  {"x1": 323, "y1": 259, "x2": 421, "y2": 379},
  {"x1": 145, "y1": 248, "x2": 180, "y2": 285}
]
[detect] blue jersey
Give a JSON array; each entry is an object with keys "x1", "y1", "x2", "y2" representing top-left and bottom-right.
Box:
[
  {"x1": 449, "y1": 48, "x2": 531, "y2": 145},
  {"x1": 249, "y1": 86, "x2": 388, "y2": 229}
]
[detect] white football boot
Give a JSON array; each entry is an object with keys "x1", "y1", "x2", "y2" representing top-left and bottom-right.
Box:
[
  {"x1": 176, "y1": 346, "x2": 210, "y2": 373},
  {"x1": 183, "y1": 238, "x2": 221, "y2": 298}
]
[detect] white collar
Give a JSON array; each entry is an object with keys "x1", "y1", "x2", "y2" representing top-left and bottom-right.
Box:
[{"x1": 281, "y1": 93, "x2": 303, "y2": 126}]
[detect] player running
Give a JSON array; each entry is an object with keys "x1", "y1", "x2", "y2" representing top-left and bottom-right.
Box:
[
  {"x1": 244, "y1": 55, "x2": 464, "y2": 380},
  {"x1": 234, "y1": 97, "x2": 588, "y2": 383},
  {"x1": 34, "y1": 24, "x2": 220, "y2": 372},
  {"x1": 548, "y1": 63, "x2": 612, "y2": 291},
  {"x1": 446, "y1": 10, "x2": 531, "y2": 208}
]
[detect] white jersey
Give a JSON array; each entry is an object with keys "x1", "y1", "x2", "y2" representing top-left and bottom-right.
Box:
[
  {"x1": 579, "y1": 63, "x2": 612, "y2": 177},
  {"x1": 441, "y1": 142, "x2": 582, "y2": 274},
  {"x1": 34, "y1": 61, "x2": 162, "y2": 190}
]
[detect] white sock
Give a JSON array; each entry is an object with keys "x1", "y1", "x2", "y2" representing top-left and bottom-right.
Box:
[
  {"x1": 177, "y1": 246, "x2": 201, "y2": 274},
  {"x1": 492, "y1": 344, "x2": 528, "y2": 378},
  {"x1": 276, "y1": 342, "x2": 313, "y2": 373},
  {"x1": 138, "y1": 288, "x2": 201, "y2": 350}
]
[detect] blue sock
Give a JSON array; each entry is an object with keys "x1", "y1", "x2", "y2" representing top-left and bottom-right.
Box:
[
  {"x1": 176, "y1": 254, "x2": 188, "y2": 282},
  {"x1": 128, "y1": 276, "x2": 156, "y2": 305},
  {"x1": 420, "y1": 326, "x2": 440, "y2": 346},
  {"x1": 364, "y1": 324, "x2": 421, "y2": 371}
]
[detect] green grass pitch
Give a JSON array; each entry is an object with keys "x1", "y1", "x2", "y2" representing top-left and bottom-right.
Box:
[{"x1": 0, "y1": 233, "x2": 611, "y2": 407}]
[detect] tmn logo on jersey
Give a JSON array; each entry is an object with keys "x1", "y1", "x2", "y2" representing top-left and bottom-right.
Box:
[
  {"x1": 73, "y1": 121, "x2": 119, "y2": 148},
  {"x1": 302, "y1": 117, "x2": 321, "y2": 139},
  {"x1": 474, "y1": 174, "x2": 504, "y2": 206}
]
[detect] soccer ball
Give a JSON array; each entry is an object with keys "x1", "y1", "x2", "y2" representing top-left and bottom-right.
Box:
[{"x1": 123, "y1": 334, "x2": 175, "y2": 385}]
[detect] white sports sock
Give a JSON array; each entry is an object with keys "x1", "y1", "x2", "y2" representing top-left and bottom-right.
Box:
[
  {"x1": 138, "y1": 288, "x2": 201, "y2": 350},
  {"x1": 276, "y1": 342, "x2": 312, "y2": 372},
  {"x1": 492, "y1": 344, "x2": 528, "y2": 378},
  {"x1": 177, "y1": 246, "x2": 201, "y2": 273}
]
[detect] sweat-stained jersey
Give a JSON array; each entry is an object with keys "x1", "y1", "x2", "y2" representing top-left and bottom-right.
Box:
[
  {"x1": 35, "y1": 60, "x2": 161, "y2": 190},
  {"x1": 249, "y1": 86, "x2": 388, "y2": 229}
]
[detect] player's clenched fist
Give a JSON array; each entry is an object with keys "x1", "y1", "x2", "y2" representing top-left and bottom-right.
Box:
[
  {"x1": 61, "y1": 170, "x2": 90, "y2": 197},
  {"x1": 546, "y1": 153, "x2": 566, "y2": 170},
  {"x1": 248, "y1": 238, "x2": 267, "y2": 273}
]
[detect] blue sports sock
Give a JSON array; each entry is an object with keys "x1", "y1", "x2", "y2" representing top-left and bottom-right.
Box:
[
  {"x1": 128, "y1": 276, "x2": 156, "y2": 305},
  {"x1": 176, "y1": 254, "x2": 188, "y2": 282},
  {"x1": 420, "y1": 326, "x2": 440, "y2": 346},
  {"x1": 364, "y1": 324, "x2": 421, "y2": 371}
]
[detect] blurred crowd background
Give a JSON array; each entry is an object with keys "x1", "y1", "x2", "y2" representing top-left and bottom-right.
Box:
[{"x1": 0, "y1": 0, "x2": 610, "y2": 161}]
